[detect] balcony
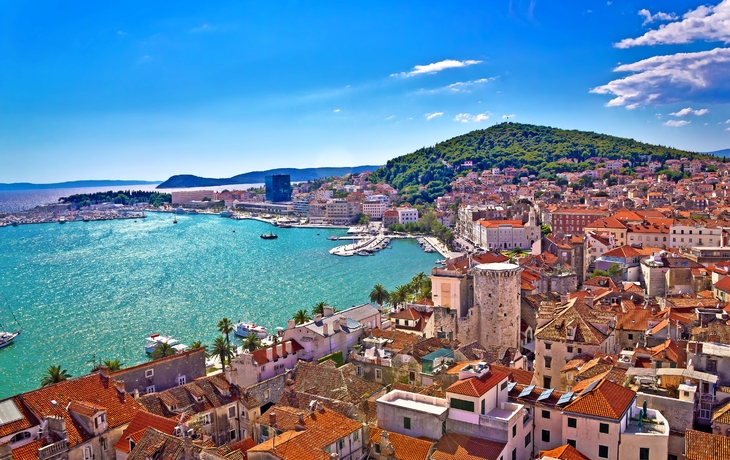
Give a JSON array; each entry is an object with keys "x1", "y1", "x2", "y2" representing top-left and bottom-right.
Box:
[
  {"x1": 38, "y1": 440, "x2": 68, "y2": 460},
  {"x1": 623, "y1": 407, "x2": 668, "y2": 436}
]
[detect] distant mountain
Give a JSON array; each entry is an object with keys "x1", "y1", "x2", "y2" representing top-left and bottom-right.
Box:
[
  {"x1": 369, "y1": 122, "x2": 703, "y2": 202},
  {"x1": 704, "y1": 149, "x2": 730, "y2": 156},
  {"x1": 156, "y1": 166, "x2": 382, "y2": 189},
  {"x1": 0, "y1": 180, "x2": 160, "y2": 191}
]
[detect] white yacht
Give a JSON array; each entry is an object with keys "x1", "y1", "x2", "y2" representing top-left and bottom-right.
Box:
[
  {"x1": 233, "y1": 321, "x2": 268, "y2": 338},
  {"x1": 144, "y1": 334, "x2": 183, "y2": 354}
]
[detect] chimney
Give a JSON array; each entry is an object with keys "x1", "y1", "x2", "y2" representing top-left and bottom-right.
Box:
[
  {"x1": 560, "y1": 293, "x2": 569, "y2": 305},
  {"x1": 298, "y1": 412, "x2": 305, "y2": 425},
  {"x1": 585, "y1": 294, "x2": 594, "y2": 308},
  {"x1": 0, "y1": 441, "x2": 12, "y2": 460},
  {"x1": 316, "y1": 401, "x2": 325, "y2": 413},
  {"x1": 314, "y1": 314, "x2": 323, "y2": 322},
  {"x1": 276, "y1": 343, "x2": 284, "y2": 357},
  {"x1": 323, "y1": 306, "x2": 335, "y2": 317},
  {"x1": 266, "y1": 347, "x2": 274, "y2": 362},
  {"x1": 379, "y1": 430, "x2": 395, "y2": 458},
  {"x1": 98, "y1": 365, "x2": 110, "y2": 378},
  {"x1": 333, "y1": 320, "x2": 341, "y2": 332},
  {"x1": 133, "y1": 389, "x2": 140, "y2": 399},
  {"x1": 288, "y1": 319, "x2": 296, "y2": 329},
  {"x1": 285, "y1": 341, "x2": 293, "y2": 354},
  {"x1": 323, "y1": 323, "x2": 329, "y2": 336},
  {"x1": 269, "y1": 412, "x2": 277, "y2": 427}
]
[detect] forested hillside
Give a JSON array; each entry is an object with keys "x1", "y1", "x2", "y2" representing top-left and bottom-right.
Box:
[{"x1": 369, "y1": 122, "x2": 703, "y2": 202}]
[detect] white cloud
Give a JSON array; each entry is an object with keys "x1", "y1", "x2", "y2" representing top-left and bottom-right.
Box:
[
  {"x1": 664, "y1": 120, "x2": 691, "y2": 127},
  {"x1": 669, "y1": 107, "x2": 710, "y2": 116},
  {"x1": 454, "y1": 112, "x2": 490, "y2": 123},
  {"x1": 638, "y1": 9, "x2": 678, "y2": 26},
  {"x1": 607, "y1": 1, "x2": 612, "y2": 5},
  {"x1": 385, "y1": 115, "x2": 394, "y2": 120},
  {"x1": 425, "y1": 112, "x2": 444, "y2": 120},
  {"x1": 726, "y1": 119, "x2": 730, "y2": 123},
  {"x1": 190, "y1": 24, "x2": 216, "y2": 33},
  {"x1": 502, "y1": 114, "x2": 515, "y2": 119},
  {"x1": 590, "y1": 47, "x2": 730, "y2": 107},
  {"x1": 333, "y1": 109, "x2": 340, "y2": 113},
  {"x1": 443, "y1": 77, "x2": 496, "y2": 92},
  {"x1": 391, "y1": 59, "x2": 482, "y2": 77},
  {"x1": 617, "y1": 1, "x2": 730, "y2": 48}
]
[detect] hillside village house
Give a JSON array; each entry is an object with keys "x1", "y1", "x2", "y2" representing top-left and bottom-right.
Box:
[{"x1": 229, "y1": 340, "x2": 304, "y2": 388}]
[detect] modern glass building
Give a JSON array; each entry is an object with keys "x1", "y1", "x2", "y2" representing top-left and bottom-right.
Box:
[{"x1": 265, "y1": 174, "x2": 292, "y2": 202}]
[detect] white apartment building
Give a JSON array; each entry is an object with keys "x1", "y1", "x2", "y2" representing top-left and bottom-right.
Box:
[
  {"x1": 363, "y1": 200, "x2": 387, "y2": 220},
  {"x1": 669, "y1": 220, "x2": 724, "y2": 250},
  {"x1": 397, "y1": 207, "x2": 419, "y2": 224}
]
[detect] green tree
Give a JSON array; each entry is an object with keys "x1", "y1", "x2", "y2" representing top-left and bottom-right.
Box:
[
  {"x1": 217, "y1": 317, "x2": 234, "y2": 346},
  {"x1": 241, "y1": 333, "x2": 262, "y2": 352},
  {"x1": 390, "y1": 284, "x2": 411, "y2": 309},
  {"x1": 357, "y1": 213, "x2": 371, "y2": 225},
  {"x1": 590, "y1": 270, "x2": 609, "y2": 279},
  {"x1": 540, "y1": 224, "x2": 552, "y2": 236},
  {"x1": 312, "y1": 301, "x2": 327, "y2": 316},
  {"x1": 190, "y1": 341, "x2": 205, "y2": 350},
  {"x1": 293, "y1": 309, "x2": 312, "y2": 325},
  {"x1": 102, "y1": 359, "x2": 124, "y2": 372},
  {"x1": 151, "y1": 342, "x2": 177, "y2": 360},
  {"x1": 209, "y1": 336, "x2": 235, "y2": 372},
  {"x1": 607, "y1": 263, "x2": 623, "y2": 278},
  {"x1": 40, "y1": 365, "x2": 72, "y2": 387},
  {"x1": 369, "y1": 284, "x2": 391, "y2": 310}
]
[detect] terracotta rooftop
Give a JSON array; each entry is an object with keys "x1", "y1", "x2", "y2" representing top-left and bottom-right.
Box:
[
  {"x1": 685, "y1": 429, "x2": 730, "y2": 460},
  {"x1": 250, "y1": 340, "x2": 304, "y2": 365},
  {"x1": 563, "y1": 380, "x2": 635, "y2": 420},
  {"x1": 368, "y1": 427, "x2": 434, "y2": 460},
  {"x1": 486, "y1": 363, "x2": 532, "y2": 386},
  {"x1": 601, "y1": 245, "x2": 642, "y2": 259},
  {"x1": 534, "y1": 298, "x2": 610, "y2": 345},
  {"x1": 446, "y1": 370, "x2": 509, "y2": 398},
  {"x1": 431, "y1": 432, "x2": 506, "y2": 460},
  {"x1": 292, "y1": 360, "x2": 384, "y2": 406},
  {"x1": 540, "y1": 444, "x2": 591, "y2": 460},
  {"x1": 113, "y1": 410, "x2": 179, "y2": 453}
]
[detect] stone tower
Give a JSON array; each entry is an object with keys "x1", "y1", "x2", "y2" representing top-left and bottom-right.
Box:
[{"x1": 473, "y1": 262, "x2": 522, "y2": 352}]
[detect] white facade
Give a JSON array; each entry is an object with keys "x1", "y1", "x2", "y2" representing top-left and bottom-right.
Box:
[
  {"x1": 669, "y1": 223, "x2": 723, "y2": 250},
  {"x1": 363, "y1": 201, "x2": 387, "y2": 219},
  {"x1": 397, "y1": 207, "x2": 419, "y2": 224}
]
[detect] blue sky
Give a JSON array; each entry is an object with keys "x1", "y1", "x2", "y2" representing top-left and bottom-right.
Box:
[{"x1": 1, "y1": 1, "x2": 730, "y2": 183}]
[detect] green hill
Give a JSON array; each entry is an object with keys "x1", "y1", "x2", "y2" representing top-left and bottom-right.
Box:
[{"x1": 369, "y1": 122, "x2": 703, "y2": 202}]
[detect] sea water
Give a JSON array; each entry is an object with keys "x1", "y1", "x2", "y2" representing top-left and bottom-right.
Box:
[{"x1": 0, "y1": 212, "x2": 437, "y2": 398}]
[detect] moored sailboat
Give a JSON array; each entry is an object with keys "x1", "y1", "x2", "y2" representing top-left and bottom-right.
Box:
[{"x1": 0, "y1": 294, "x2": 22, "y2": 349}]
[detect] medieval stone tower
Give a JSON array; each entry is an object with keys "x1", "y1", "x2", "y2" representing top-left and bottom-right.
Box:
[{"x1": 473, "y1": 262, "x2": 522, "y2": 352}]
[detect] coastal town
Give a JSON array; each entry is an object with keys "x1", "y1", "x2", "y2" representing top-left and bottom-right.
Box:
[{"x1": 4, "y1": 150, "x2": 730, "y2": 460}]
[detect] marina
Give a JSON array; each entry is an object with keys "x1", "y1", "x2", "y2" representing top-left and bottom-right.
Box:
[{"x1": 0, "y1": 211, "x2": 438, "y2": 398}]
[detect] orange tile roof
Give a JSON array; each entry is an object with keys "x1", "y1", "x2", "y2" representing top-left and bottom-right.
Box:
[
  {"x1": 685, "y1": 429, "x2": 730, "y2": 460},
  {"x1": 11, "y1": 440, "x2": 46, "y2": 460},
  {"x1": 602, "y1": 245, "x2": 641, "y2": 258},
  {"x1": 18, "y1": 373, "x2": 142, "y2": 448},
  {"x1": 0, "y1": 397, "x2": 38, "y2": 437},
  {"x1": 250, "y1": 340, "x2": 304, "y2": 365},
  {"x1": 489, "y1": 364, "x2": 534, "y2": 386},
  {"x1": 113, "y1": 410, "x2": 179, "y2": 453},
  {"x1": 540, "y1": 444, "x2": 591, "y2": 460},
  {"x1": 368, "y1": 427, "x2": 433, "y2": 460},
  {"x1": 446, "y1": 370, "x2": 509, "y2": 398},
  {"x1": 431, "y1": 432, "x2": 506, "y2": 460},
  {"x1": 563, "y1": 380, "x2": 635, "y2": 420}
]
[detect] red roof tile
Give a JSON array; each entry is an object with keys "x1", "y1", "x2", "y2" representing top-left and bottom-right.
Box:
[
  {"x1": 563, "y1": 380, "x2": 635, "y2": 420},
  {"x1": 446, "y1": 370, "x2": 509, "y2": 398},
  {"x1": 540, "y1": 444, "x2": 591, "y2": 460},
  {"x1": 113, "y1": 410, "x2": 179, "y2": 453},
  {"x1": 431, "y1": 432, "x2": 506, "y2": 460}
]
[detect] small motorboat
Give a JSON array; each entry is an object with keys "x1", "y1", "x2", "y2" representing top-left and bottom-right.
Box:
[
  {"x1": 260, "y1": 232, "x2": 278, "y2": 239},
  {"x1": 173, "y1": 217, "x2": 178, "y2": 224},
  {"x1": 233, "y1": 322, "x2": 268, "y2": 338},
  {"x1": 144, "y1": 334, "x2": 182, "y2": 354}
]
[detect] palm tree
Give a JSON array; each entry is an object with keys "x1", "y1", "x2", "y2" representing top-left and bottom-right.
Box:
[
  {"x1": 151, "y1": 342, "x2": 176, "y2": 360},
  {"x1": 369, "y1": 284, "x2": 390, "y2": 310},
  {"x1": 217, "y1": 317, "x2": 234, "y2": 346},
  {"x1": 412, "y1": 272, "x2": 429, "y2": 293},
  {"x1": 40, "y1": 365, "x2": 72, "y2": 387},
  {"x1": 102, "y1": 359, "x2": 124, "y2": 372},
  {"x1": 390, "y1": 284, "x2": 411, "y2": 310},
  {"x1": 190, "y1": 340, "x2": 205, "y2": 350},
  {"x1": 209, "y1": 336, "x2": 234, "y2": 372},
  {"x1": 312, "y1": 301, "x2": 327, "y2": 316},
  {"x1": 293, "y1": 309, "x2": 312, "y2": 325},
  {"x1": 241, "y1": 333, "x2": 262, "y2": 352}
]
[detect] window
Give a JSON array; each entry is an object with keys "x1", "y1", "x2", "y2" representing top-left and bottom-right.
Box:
[
  {"x1": 512, "y1": 449, "x2": 516, "y2": 460},
  {"x1": 628, "y1": 333, "x2": 633, "y2": 340},
  {"x1": 577, "y1": 348, "x2": 582, "y2": 354},
  {"x1": 599, "y1": 423, "x2": 609, "y2": 434},
  {"x1": 545, "y1": 343, "x2": 552, "y2": 350},
  {"x1": 481, "y1": 399, "x2": 485, "y2": 415},
  {"x1": 230, "y1": 429, "x2": 236, "y2": 440},
  {"x1": 501, "y1": 381, "x2": 508, "y2": 390},
  {"x1": 338, "y1": 439, "x2": 345, "y2": 450},
  {"x1": 94, "y1": 413, "x2": 105, "y2": 429},
  {"x1": 228, "y1": 406, "x2": 236, "y2": 418},
  {"x1": 145, "y1": 369, "x2": 154, "y2": 378},
  {"x1": 512, "y1": 425, "x2": 516, "y2": 438},
  {"x1": 541, "y1": 430, "x2": 550, "y2": 443},
  {"x1": 542, "y1": 410, "x2": 550, "y2": 419},
  {"x1": 543, "y1": 376, "x2": 551, "y2": 388},
  {"x1": 567, "y1": 417, "x2": 577, "y2": 428},
  {"x1": 146, "y1": 385, "x2": 155, "y2": 394},
  {"x1": 353, "y1": 430, "x2": 359, "y2": 442},
  {"x1": 450, "y1": 398, "x2": 475, "y2": 412},
  {"x1": 83, "y1": 446, "x2": 92, "y2": 460},
  {"x1": 639, "y1": 448, "x2": 650, "y2": 460},
  {"x1": 264, "y1": 389, "x2": 270, "y2": 400},
  {"x1": 567, "y1": 374, "x2": 573, "y2": 381},
  {"x1": 708, "y1": 359, "x2": 718, "y2": 372},
  {"x1": 567, "y1": 346, "x2": 573, "y2": 353},
  {"x1": 375, "y1": 369, "x2": 382, "y2": 381},
  {"x1": 598, "y1": 445, "x2": 608, "y2": 458},
  {"x1": 567, "y1": 439, "x2": 576, "y2": 448},
  {"x1": 525, "y1": 432, "x2": 531, "y2": 447},
  {"x1": 201, "y1": 413, "x2": 211, "y2": 426},
  {"x1": 404, "y1": 417, "x2": 411, "y2": 430},
  {"x1": 544, "y1": 356, "x2": 552, "y2": 369}
]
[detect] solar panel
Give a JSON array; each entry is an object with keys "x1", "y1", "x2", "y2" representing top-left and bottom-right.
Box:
[
  {"x1": 536, "y1": 388, "x2": 554, "y2": 402},
  {"x1": 518, "y1": 384, "x2": 535, "y2": 398},
  {"x1": 580, "y1": 380, "x2": 600, "y2": 396},
  {"x1": 507, "y1": 382, "x2": 517, "y2": 392},
  {"x1": 557, "y1": 391, "x2": 574, "y2": 405}
]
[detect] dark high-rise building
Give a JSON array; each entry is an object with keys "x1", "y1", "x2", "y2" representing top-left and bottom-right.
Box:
[{"x1": 265, "y1": 174, "x2": 292, "y2": 202}]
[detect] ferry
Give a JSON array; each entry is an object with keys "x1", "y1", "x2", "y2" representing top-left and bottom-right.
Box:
[
  {"x1": 233, "y1": 321, "x2": 268, "y2": 338},
  {"x1": 144, "y1": 334, "x2": 187, "y2": 354}
]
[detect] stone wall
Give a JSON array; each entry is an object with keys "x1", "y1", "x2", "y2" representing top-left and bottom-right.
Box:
[
  {"x1": 111, "y1": 348, "x2": 206, "y2": 396},
  {"x1": 638, "y1": 392, "x2": 694, "y2": 460}
]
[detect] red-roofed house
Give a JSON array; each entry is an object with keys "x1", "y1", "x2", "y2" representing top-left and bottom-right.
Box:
[
  {"x1": 595, "y1": 245, "x2": 643, "y2": 282},
  {"x1": 229, "y1": 339, "x2": 304, "y2": 387},
  {"x1": 113, "y1": 411, "x2": 179, "y2": 460}
]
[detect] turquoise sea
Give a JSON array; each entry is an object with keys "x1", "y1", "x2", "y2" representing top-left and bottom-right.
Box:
[{"x1": 0, "y1": 212, "x2": 437, "y2": 398}]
